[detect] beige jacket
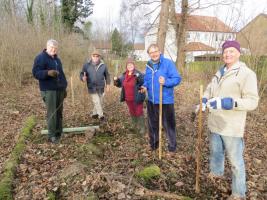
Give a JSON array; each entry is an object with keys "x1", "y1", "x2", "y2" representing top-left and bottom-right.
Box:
[{"x1": 203, "y1": 61, "x2": 259, "y2": 137}]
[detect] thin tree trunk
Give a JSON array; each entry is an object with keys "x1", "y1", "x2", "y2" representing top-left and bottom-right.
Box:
[
  {"x1": 176, "y1": 0, "x2": 188, "y2": 69},
  {"x1": 26, "y1": 0, "x2": 34, "y2": 24},
  {"x1": 157, "y1": 0, "x2": 170, "y2": 53}
]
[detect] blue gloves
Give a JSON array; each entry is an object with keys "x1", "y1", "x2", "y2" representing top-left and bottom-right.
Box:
[
  {"x1": 207, "y1": 97, "x2": 234, "y2": 110},
  {"x1": 195, "y1": 98, "x2": 208, "y2": 113}
]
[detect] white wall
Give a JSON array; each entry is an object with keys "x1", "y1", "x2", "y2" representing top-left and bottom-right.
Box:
[{"x1": 141, "y1": 20, "x2": 236, "y2": 62}]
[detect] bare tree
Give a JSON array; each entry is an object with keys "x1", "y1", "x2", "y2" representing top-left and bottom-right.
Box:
[
  {"x1": 157, "y1": 0, "x2": 170, "y2": 52},
  {"x1": 168, "y1": 0, "x2": 242, "y2": 69},
  {"x1": 119, "y1": 0, "x2": 148, "y2": 46},
  {"x1": 175, "y1": 0, "x2": 188, "y2": 69},
  {"x1": 25, "y1": 0, "x2": 34, "y2": 24}
]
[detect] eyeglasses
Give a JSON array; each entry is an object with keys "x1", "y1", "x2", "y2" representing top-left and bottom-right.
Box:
[
  {"x1": 148, "y1": 50, "x2": 159, "y2": 55},
  {"x1": 92, "y1": 55, "x2": 100, "y2": 57}
]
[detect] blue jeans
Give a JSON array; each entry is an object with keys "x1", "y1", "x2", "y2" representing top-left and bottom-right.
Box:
[{"x1": 209, "y1": 132, "x2": 246, "y2": 197}]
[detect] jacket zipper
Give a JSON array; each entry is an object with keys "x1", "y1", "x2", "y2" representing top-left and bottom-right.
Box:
[{"x1": 146, "y1": 64, "x2": 155, "y2": 103}]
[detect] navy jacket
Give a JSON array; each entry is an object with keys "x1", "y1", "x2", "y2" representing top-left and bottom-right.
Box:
[
  {"x1": 143, "y1": 54, "x2": 181, "y2": 104},
  {"x1": 80, "y1": 60, "x2": 111, "y2": 94},
  {"x1": 114, "y1": 69, "x2": 146, "y2": 103},
  {"x1": 32, "y1": 50, "x2": 67, "y2": 91}
]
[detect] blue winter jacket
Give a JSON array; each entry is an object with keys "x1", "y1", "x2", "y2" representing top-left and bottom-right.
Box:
[
  {"x1": 32, "y1": 50, "x2": 68, "y2": 91},
  {"x1": 143, "y1": 54, "x2": 181, "y2": 104}
]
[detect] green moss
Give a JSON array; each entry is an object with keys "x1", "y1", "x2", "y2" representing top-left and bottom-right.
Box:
[
  {"x1": 181, "y1": 197, "x2": 193, "y2": 200},
  {"x1": 47, "y1": 192, "x2": 56, "y2": 200},
  {"x1": 0, "y1": 116, "x2": 36, "y2": 200},
  {"x1": 131, "y1": 158, "x2": 142, "y2": 166},
  {"x1": 136, "y1": 164, "x2": 161, "y2": 181},
  {"x1": 91, "y1": 133, "x2": 113, "y2": 144},
  {"x1": 78, "y1": 143, "x2": 103, "y2": 156},
  {"x1": 87, "y1": 191, "x2": 98, "y2": 200}
]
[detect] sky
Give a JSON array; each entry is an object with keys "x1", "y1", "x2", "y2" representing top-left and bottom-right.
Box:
[{"x1": 89, "y1": 0, "x2": 267, "y2": 36}]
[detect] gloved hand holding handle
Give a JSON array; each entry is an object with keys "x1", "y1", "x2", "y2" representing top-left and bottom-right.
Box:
[{"x1": 207, "y1": 97, "x2": 234, "y2": 110}]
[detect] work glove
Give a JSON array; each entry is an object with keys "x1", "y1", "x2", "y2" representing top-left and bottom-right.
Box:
[
  {"x1": 113, "y1": 77, "x2": 119, "y2": 86},
  {"x1": 135, "y1": 73, "x2": 142, "y2": 84},
  {"x1": 207, "y1": 97, "x2": 234, "y2": 110},
  {"x1": 48, "y1": 70, "x2": 59, "y2": 77},
  {"x1": 195, "y1": 98, "x2": 208, "y2": 113}
]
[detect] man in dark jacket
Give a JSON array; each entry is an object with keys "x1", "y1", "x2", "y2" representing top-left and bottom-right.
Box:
[
  {"x1": 80, "y1": 50, "x2": 110, "y2": 120},
  {"x1": 32, "y1": 39, "x2": 68, "y2": 143},
  {"x1": 140, "y1": 44, "x2": 182, "y2": 157}
]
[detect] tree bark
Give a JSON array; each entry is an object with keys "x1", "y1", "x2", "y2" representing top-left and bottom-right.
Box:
[
  {"x1": 176, "y1": 0, "x2": 188, "y2": 69},
  {"x1": 157, "y1": 0, "x2": 170, "y2": 53}
]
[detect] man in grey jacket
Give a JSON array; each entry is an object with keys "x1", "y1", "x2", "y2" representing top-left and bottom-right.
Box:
[
  {"x1": 80, "y1": 50, "x2": 110, "y2": 120},
  {"x1": 200, "y1": 40, "x2": 259, "y2": 200}
]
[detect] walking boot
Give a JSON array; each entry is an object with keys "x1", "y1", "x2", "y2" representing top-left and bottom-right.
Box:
[
  {"x1": 136, "y1": 115, "x2": 146, "y2": 135},
  {"x1": 130, "y1": 116, "x2": 138, "y2": 133}
]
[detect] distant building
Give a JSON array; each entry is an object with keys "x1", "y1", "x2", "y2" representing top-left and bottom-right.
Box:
[
  {"x1": 92, "y1": 40, "x2": 146, "y2": 59},
  {"x1": 144, "y1": 14, "x2": 236, "y2": 62},
  {"x1": 132, "y1": 43, "x2": 146, "y2": 60},
  {"x1": 92, "y1": 40, "x2": 112, "y2": 54},
  {"x1": 237, "y1": 13, "x2": 267, "y2": 56}
]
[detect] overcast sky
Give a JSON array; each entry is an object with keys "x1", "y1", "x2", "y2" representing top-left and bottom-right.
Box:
[{"x1": 89, "y1": 0, "x2": 267, "y2": 35}]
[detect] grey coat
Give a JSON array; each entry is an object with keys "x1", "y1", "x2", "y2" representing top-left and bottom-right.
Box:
[{"x1": 80, "y1": 60, "x2": 111, "y2": 94}]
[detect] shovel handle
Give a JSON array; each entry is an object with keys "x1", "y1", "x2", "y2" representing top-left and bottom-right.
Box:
[
  {"x1": 159, "y1": 83, "x2": 163, "y2": 160},
  {"x1": 195, "y1": 85, "x2": 203, "y2": 193}
]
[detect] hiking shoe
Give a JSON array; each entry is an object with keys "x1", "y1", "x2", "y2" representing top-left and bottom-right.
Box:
[
  {"x1": 91, "y1": 114, "x2": 99, "y2": 119},
  {"x1": 49, "y1": 136, "x2": 59, "y2": 144},
  {"x1": 99, "y1": 116, "x2": 105, "y2": 121}
]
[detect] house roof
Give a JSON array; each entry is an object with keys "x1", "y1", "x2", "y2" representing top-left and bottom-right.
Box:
[
  {"x1": 184, "y1": 42, "x2": 215, "y2": 51},
  {"x1": 92, "y1": 41, "x2": 111, "y2": 50},
  {"x1": 176, "y1": 14, "x2": 234, "y2": 33},
  {"x1": 134, "y1": 43, "x2": 145, "y2": 50},
  {"x1": 238, "y1": 13, "x2": 267, "y2": 32},
  {"x1": 92, "y1": 41, "x2": 145, "y2": 50}
]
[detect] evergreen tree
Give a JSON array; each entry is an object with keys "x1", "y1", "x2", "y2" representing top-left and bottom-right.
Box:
[
  {"x1": 111, "y1": 28, "x2": 123, "y2": 56},
  {"x1": 61, "y1": 0, "x2": 94, "y2": 31}
]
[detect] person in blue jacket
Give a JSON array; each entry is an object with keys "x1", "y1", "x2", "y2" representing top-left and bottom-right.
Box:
[
  {"x1": 32, "y1": 39, "x2": 68, "y2": 143},
  {"x1": 140, "y1": 43, "x2": 182, "y2": 157}
]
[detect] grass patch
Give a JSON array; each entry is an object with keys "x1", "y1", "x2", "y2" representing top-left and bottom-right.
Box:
[{"x1": 0, "y1": 116, "x2": 36, "y2": 200}]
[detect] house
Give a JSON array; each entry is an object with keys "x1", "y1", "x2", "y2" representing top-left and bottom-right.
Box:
[
  {"x1": 92, "y1": 40, "x2": 112, "y2": 54},
  {"x1": 92, "y1": 40, "x2": 146, "y2": 59},
  {"x1": 144, "y1": 14, "x2": 236, "y2": 62},
  {"x1": 132, "y1": 43, "x2": 146, "y2": 60},
  {"x1": 237, "y1": 13, "x2": 267, "y2": 56}
]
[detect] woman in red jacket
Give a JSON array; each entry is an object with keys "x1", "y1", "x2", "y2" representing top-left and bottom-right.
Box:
[{"x1": 114, "y1": 58, "x2": 146, "y2": 135}]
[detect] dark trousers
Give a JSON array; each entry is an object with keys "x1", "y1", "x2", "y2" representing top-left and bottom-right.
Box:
[
  {"x1": 147, "y1": 101, "x2": 177, "y2": 152},
  {"x1": 41, "y1": 90, "x2": 65, "y2": 138}
]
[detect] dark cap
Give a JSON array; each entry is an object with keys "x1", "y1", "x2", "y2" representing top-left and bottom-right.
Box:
[{"x1": 222, "y1": 40, "x2": 240, "y2": 52}]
